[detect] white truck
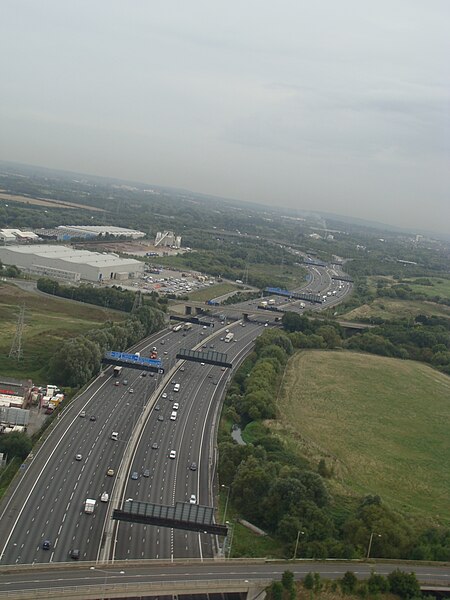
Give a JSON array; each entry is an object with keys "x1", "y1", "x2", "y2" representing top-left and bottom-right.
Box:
[
  {"x1": 268, "y1": 299, "x2": 276, "y2": 305},
  {"x1": 224, "y1": 332, "x2": 234, "y2": 343},
  {"x1": 84, "y1": 498, "x2": 96, "y2": 514}
]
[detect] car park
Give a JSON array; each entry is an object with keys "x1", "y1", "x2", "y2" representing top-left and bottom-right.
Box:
[
  {"x1": 42, "y1": 540, "x2": 51, "y2": 550},
  {"x1": 169, "y1": 450, "x2": 176, "y2": 459},
  {"x1": 79, "y1": 411, "x2": 86, "y2": 418},
  {"x1": 75, "y1": 454, "x2": 82, "y2": 461},
  {"x1": 130, "y1": 471, "x2": 139, "y2": 480},
  {"x1": 107, "y1": 468, "x2": 114, "y2": 477},
  {"x1": 189, "y1": 494, "x2": 197, "y2": 504}
]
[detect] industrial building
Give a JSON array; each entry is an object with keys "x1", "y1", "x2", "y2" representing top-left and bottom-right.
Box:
[
  {"x1": 155, "y1": 231, "x2": 181, "y2": 248},
  {"x1": 0, "y1": 228, "x2": 41, "y2": 244},
  {"x1": 0, "y1": 244, "x2": 144, "y2": 282},
  {"x1": 36, "y1": 225, "x2": 146, "y2": 241}
]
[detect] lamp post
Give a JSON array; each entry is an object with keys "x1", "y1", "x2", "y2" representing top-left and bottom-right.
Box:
[
  {"x1": 221, "y1": 484, "x2": 230, "y2": 523},
  {"x1": 366, "y1": 532, "x2": 381, "y2": 559},
  {"x1": 293, "y1": 530, "x2": 305, "y2": 560}
]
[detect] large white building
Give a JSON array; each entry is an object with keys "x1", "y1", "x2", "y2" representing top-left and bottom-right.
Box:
[
  {"x1": 0, "y1": 244, "x2": 144, "y2": 282},
  {"x1": 0, "y1": 228, "x2": 41, "y2": 244},
  {"x1": 54, "y1": 225, "x2": 146, "y2": 240}
]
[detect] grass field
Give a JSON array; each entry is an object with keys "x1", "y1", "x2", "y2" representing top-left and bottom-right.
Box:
[
  {"x1": 274, "y1": 350, "x2": 450, "y2": 524},
  {"x1": 404, "y1": 277, "x2": 450, "y2": 300},
  {"x1": 187, "y1": 283, "x2": 238, "y2": 302},
  {"x1": 342, "y1": 297, "x2": 450, "y2": 322},
  {"x1": 0, "y1": 281, "x2": 125, "y2": 381}
]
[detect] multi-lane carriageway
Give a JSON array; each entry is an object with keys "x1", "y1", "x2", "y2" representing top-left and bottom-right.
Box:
[{"x1": 0, "y1": 320, "x2": 263, "y2": 565}]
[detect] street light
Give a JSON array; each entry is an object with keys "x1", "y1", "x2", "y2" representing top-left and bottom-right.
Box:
[
  {"x1": 292, "y1": 530, "x2": 305, "y2": 560},
  {"x1": 366, "y1": 532, "x2": 381, "y2": 559},
  {"x1": 221, "y1": 484, "x2": 230, "y2": 523}
]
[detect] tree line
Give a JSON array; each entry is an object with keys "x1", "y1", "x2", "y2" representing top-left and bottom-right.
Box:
[{"x1": 37, "y1": 277, "x2": 167, "y2": 312}]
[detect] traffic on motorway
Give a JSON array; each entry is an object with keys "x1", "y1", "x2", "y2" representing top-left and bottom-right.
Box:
[{"x1": 0, "y1": 263, "x2": 351, "y2": 565}]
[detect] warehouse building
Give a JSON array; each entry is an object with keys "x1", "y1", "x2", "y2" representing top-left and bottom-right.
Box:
[
  {"x1": 56, "y1": 225, "x2": 145, "y2": 240},
  {"x1": 0, "y1": 244, "x2": 144, "y2": 282},
  {"x1": 0, "y1": 228, "x2": 41, "y2": 244}
]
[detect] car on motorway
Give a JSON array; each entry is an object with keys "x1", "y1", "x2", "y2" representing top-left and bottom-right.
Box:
[
  {"x1": 79, "y1": 411, "x2": 86, "y2": 418},
  {"x1": 160, "y1": 340, "x2": 165, "y2": 345},
  {"x1": 200, "y1": 362, "x2": 205, "y2": 366},
  {"x1": 190, "y1": 462, "x2": 197, "y2": 471},
  {"x1": 70, "y1": 548, "x2": 80, "y2": 560},
  {"x1": 180, "y1": 366, "x2": 185, "y2": 371},
  {"x1": 154, "y1": 404, "x2": 161, "y2": 411},
  {"x1": 123, "y1": 380, "x2": 128, "y2": 385},
  {"x1": 162, "y1": 392, "x2": 168, "y2": 399},
  {"x1": 221, "y1": 367, "x2": 226, "y2": 371},
  {"x1": 143, "y1": 469, "x2": 150, "y2": 477},
  {"x1": 163, "y1": 351, "x2": 168, "y2": 355},
  {"x1": 75, "y1": 453, "x2": 82, "y2": 461},
  {"x1": 42, "y1": 540, "x2": 51, "y2": 550},
  {"x1": 151, "y1": 442, "x2": 159, "y2": 450},
  {"x1": 189, "y1": 494, "x2": 197, "y2": 504},
  {"x1": 100, "y1": 492, "x2": 109, "y2": 502},
  {"x1": 129, "y1": 388, "x2": 134, "y2": 394},
  {"x1": 107, "y1": 468, "x2": 114, "y2": 477},
  {"x1": 130, "y1": 471, "x2": 139, "y2": 480},
  {"x1": 172, "y1": 402, "x2": 179, "y2": 410},
  {"x1": 220, "y1": 337, "x2": 224, "y2": 341},
  {"x1": 170, "y1": 411, "x2": 177, "y2": 421},
  {"x1": 90, "y1": 415, "x2": 97, "y2": 421},
  {"x1": 114, "y1": 381, "x2": 120, "y2": 386},
  {"x1": 169, "y1": 450, "x2": 176, "y2": 459},
  {"x1": 157, "y1": 415, "x2": 164, "y2": 421}
]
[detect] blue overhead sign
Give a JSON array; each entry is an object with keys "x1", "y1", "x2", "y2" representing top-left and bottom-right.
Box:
[{"x1": 104, "y1": 351, "x2": 162, "y2": 368}]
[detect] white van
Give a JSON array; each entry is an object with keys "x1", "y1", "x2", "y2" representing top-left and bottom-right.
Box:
[
  {"x1": 170, "y1": 411, "x2": 177, "y2": 421},
  {"x1": 173, "y1": 383, "x2": 180, "y2": 392}
]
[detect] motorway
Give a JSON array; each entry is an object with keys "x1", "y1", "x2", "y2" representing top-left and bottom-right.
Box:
[
  {"x1": 0, "y1": 263, "x2": 349, "y2": 569},
  {"x1": 0, "y1": 317, "x2": 262, "y2": 565}
]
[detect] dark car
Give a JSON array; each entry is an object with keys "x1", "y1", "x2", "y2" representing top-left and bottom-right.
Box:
[
  {"x1": 130, "y1": 471, "x2": 139, "y2": 480},
  {"x1": 42, "y1": 540, "x2": 51, "y2": 550},
  {"x1": 151, "y1": 442, "x2": 159, "y2": 450},
  {"x1": 89, "y1": 415, "x2": 96, "y2": 422},
  {"x1": 143, "y1": 469, "x2": 150, "y2": 477},
  {"x1": 154, "y1": 404, "x2": 161, "y2": 411},
  {"x1": 70, "y1": 548, "x2": 80, "y2": 560},
  {"x1": 189, "y1": 462, "x2": 197, "y2": 471}
]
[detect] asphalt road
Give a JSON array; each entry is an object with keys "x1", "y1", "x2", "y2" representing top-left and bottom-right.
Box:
[{"x1": 0, "y1": 559, "x2": 448, "y2": 597}]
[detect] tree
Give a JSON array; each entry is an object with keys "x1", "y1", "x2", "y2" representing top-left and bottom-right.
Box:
[
  {"x1": 281, "y1": 570, "x2": 295, "y2": 590},
  {"x1": 340, "y1": 571, "x2": 358, "y2": 593},
  {"x1": 0, "y1": 432, "x2": 32, "y2": 461},
  {"x1": 387, "y1": 570, "x2": 421, "y2": 599},
  {"x1": 268, "y1": 581, "x2": 284, "y2": 600},
  {"x1": 303, "y1": 572, "x2": 314, "y2": 590},
  {"x1": 367, "y1": 572, "x2": 389, "y2": 593}
]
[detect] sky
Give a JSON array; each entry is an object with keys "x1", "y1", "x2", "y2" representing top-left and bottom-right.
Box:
[{"x1": 0, "y1": 1, "x2": 449, "y2": 233}]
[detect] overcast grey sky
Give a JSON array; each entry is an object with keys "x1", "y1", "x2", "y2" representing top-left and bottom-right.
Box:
[{"x1": 1, "y1": 1, "x2": 448, "y2": 233}]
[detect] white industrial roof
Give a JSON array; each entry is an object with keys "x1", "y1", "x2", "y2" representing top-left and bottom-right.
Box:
[
  {"x1": 0, "y1": 228, "x2": 40, "y2": 239},
  {"x1": 57, "y1": 225, "x2": 145, "y2": 236},
  {"x1": 3, "y1": 245, "x2": 142, "y2": 268}
]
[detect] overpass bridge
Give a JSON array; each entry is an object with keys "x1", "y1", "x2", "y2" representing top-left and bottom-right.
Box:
[
  {"x1": 0, "y1": 559, "x2": 448, "y2": 600},
  {"x1": 169, "y1": 302, "x2": 374, "y2": 332}
]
